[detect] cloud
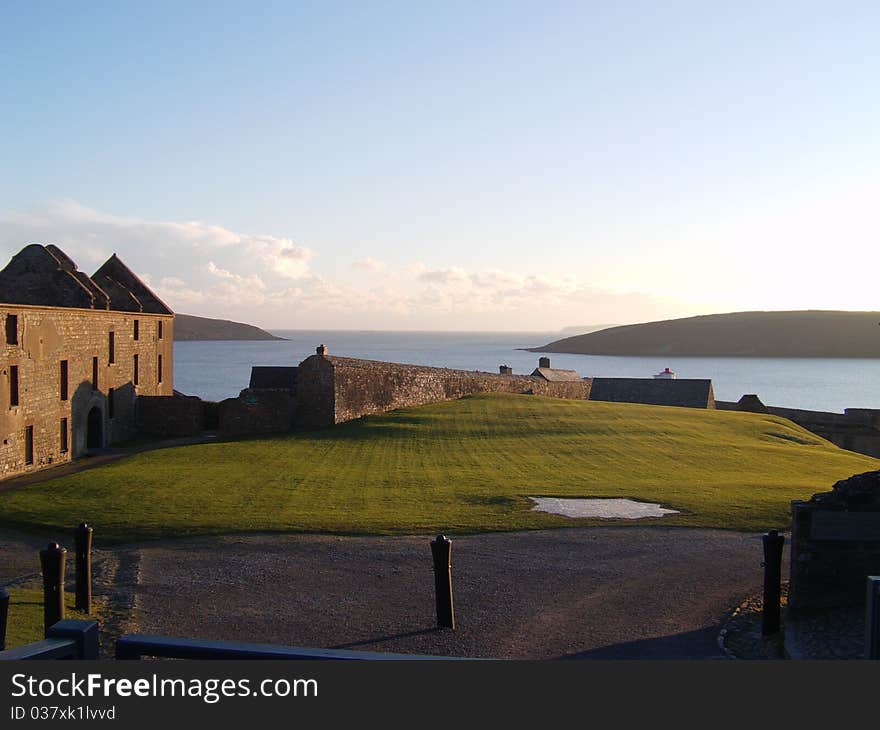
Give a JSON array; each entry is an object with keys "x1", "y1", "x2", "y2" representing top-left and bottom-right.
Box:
[
  {"x1": 246, "y1": 235, "x2": 313, "y2": 280},
  {"x1": 0, "y1": 200, "x2": 698, "y2": 329},
  {"x1": 1, "y1": 200, "x2": 243, "y2": 255},
  {"x1": 417, "y1": 267, "x2": 468, "y2": 284},
  {"x1": 351, "y1": 257, "x2": 387, "y2": 272},
  {"x1": 0, "y1": 200, "x2": 314, "y2": 312}
]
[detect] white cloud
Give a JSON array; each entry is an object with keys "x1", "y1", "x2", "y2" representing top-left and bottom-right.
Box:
[
  {"x1": 246, "y1": 235, "x2": 313, "y2": 280},
  {"x1": 417, "y1": 267, "x2": 468, "y2": 284},
  {"x1": 0, "y1": 200, "x2": 699, "y2": 329},
  {"x1": 351, "y1": 257, "x2": 387, "y2": 272}
]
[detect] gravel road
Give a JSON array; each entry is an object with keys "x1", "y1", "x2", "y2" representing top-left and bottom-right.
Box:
[
  {"x1": 1, "y1": 525, "x2": 785, "y2": 659},
  {"x1": 126, "y1": 527, "x2": 780, "y2": 659}
]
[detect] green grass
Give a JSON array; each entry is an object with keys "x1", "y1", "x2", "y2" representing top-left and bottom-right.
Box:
[
  {"x1": 3, "y1": 589, "x2": 93, "y2": 649},
  {"x1": 0, "y1": 393, "x2": 876, "y2": 540}
]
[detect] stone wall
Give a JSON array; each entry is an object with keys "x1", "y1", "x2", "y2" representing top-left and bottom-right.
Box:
[
  {"x1": 295, "y1": 354, "x2": 592, "y2": 429},
  {"x1": 139, "y1": 392, "x2": 205, "y2": 438},
  {"x1": 717, "y1": 396, "x2": 880, "y2": 459},
  {"x1": 789, "y1": 471, "x2": 880, "y2": 615},
  {"x1": 218, "y1": 389, "x2": 295, "y2": 437},
  {"x1": 0, "y1": 304, "x2": 173, "y2": 478}
]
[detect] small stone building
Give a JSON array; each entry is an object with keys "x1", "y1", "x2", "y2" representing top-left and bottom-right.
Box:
[
  {"x1": 217, "y1": 366, "x2": 299, "y2": 436},
  {"x1": 0, "y1": 244, "x2": 174, "y2": 478},
  {"x1": 530, "y1": 356, "x2": 582, "y2": 382}
]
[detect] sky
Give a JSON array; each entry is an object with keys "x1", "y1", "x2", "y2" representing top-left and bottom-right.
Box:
[{"x1": 1, "y1": 1, "x2": 878, "y2": 331}]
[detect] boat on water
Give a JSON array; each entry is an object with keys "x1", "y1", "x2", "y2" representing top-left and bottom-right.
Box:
[{"x1": 653, "y1": 367, "x2": 676, "y2": 380}]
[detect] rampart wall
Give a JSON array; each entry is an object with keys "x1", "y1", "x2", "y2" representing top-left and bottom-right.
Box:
[
  {"x1": 789, "y1": 471, "x2": 880, "y2": 615},
  {"x1": 139, "y1": 392, "x2": 204, "y2": 438},
  {"x1": 295, "y1": 354, "x2": 592, "y2": 429},
  {"x1": 717, "y1": 397, "x2": 880, "y2": 459},
  {"x1": 219, "y1": 389, "x2": 295, "y2": 436}
]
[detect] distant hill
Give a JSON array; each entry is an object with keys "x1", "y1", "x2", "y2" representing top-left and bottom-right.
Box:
[
  {"x1": 557, "y1": 324, "x2": 618, "y2": 335},
  {"x1": 530, "y1": 311, "x2": 880, "y2": 358},
  {"x1": 174, "y1": 314, "x2": 286, "y2": 341}
]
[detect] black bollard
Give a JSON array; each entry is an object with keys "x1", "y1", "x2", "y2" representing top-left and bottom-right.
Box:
[
  {"x1": 40, "y1": 542, "x2": 67, "y2": 637},
  {"x1": 762, "y1": 529, "x2": 785, "y2": 636},
  {"x1": 0, "y1": 585, "x2": 9, "y2": 651},
  {"x1": 74, "y1": 523, "x2": 93, "y2": 613},
  {"x1": 430, "y1": 535, "x2": 455, "y2": 630}
]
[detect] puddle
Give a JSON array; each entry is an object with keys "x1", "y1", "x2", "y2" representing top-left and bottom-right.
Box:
[{"x1": 529, "y1": 497, "x2": 680, "y2": 519}]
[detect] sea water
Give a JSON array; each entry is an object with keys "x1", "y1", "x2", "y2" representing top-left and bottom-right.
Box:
[{"x1": 173, "y1": 329, "x2": 880, "y2": 412}]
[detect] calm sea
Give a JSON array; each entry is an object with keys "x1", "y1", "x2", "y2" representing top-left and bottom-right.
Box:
[{"x1": 173, "y1": 330, "x2": 880, "y2": 413}]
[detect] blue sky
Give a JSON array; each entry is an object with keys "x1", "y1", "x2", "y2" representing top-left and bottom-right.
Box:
[{"x1": 1, "y1": 1, "x2": 877, "y2": 330}]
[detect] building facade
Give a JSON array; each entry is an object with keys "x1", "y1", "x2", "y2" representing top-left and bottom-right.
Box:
[{"x1": 0, "y1": 244, "x2": 173, "y2": 479}]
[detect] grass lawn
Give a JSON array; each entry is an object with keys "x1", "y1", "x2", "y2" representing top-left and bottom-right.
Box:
[
  {"x1": 3, "y1": 589, "x2": 94, "y2": 649},
  {"x1": 0, "y1": 393, "x2": 876, "y2": 541}
]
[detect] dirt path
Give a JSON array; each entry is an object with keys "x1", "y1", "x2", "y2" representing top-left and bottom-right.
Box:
[{"x1": 1, "y1": 526, "x2": 785, "y2": 659}]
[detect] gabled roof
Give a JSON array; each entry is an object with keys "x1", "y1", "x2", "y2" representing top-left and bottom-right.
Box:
[
  {"x1": 92, "y1": 254, "x2": 172, "y2": 314},
  {"x1": 45, "y1": 245, "x2": 112, "y2": 309},
  {"x1": 0, "y1": 244, "x2": 173, "y2": 315},
  {"x1": 531, "y1": 367, "x2": 582, "y2": 382},
  {"x1": 0, "y1": 244, "x2": 106, "y2": 309},
  {"x1": 589, "y1": 378, "x2": 715, "y2": 409}
]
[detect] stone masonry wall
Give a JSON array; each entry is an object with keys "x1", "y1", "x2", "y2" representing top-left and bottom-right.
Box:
[
  {"x1": 218, "y1": 389, "x2": 294, "y2": 436},
  {"x1": 0, "y1": 304, "x2": 173, "y2": 478},
  {"x1": 789, "y1": 471, "x2": 880, "y2": 615},
  {"x1": 295, "y1": 355, "x2": 338, "y2": 429},
  {"x1": 716, "y1": 398, "x2": 880, "y2": 459},
  {"x1": 295, "y1": 354, "x2": 592, "y2": 429},
  {"x1": 138, "y1": 393, "x2": 204, "y2": 438}
]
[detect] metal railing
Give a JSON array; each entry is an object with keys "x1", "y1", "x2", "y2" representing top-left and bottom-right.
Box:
[
  {"x1": 116, "y1": 634, "x2": 463, "y2": 660},
  {"x1": 0, "y1": 620, "x2": 99, "y2": 660}
]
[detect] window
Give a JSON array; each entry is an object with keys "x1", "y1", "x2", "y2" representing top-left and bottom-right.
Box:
[
  {"x1": 133, "y1": 354, "x2": 139, "y2": 385},
  {"x1": 5, "y1": 314, "x2": 17, "y2": 345},
  {"x1": 9, "y1": 365, "x2": 19, "y2": 407},
  {"x1": 158, "y1": 354, "x2": 163, "y2": 383},
  {"x1": 60, "y1": 418, "x2": 68, "y2": 453},
  {"x1": 108, "y1": 388, "x2": 115, "y2": 419},
  {"x1": 158, "y1": 320, "x2": 163, "y2": 340},
  {"x1": 24, "y1": 425, "x2": 33, "y2": 465},
  {"x1": 92, "y1": 357, "x2": 98, "y2": 390},
  {"x1": 133, "y1": 319, "x2": 139, "y2": 341},
  {"x1": 60, "y1": 360, "x2": 68, "y2": 401},
  {"x1": 108, "y1": 331, "x2": 115, "y2": 364}
]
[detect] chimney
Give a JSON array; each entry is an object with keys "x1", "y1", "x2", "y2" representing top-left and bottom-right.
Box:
[
  {"x1": 316, "y1": 344, "x2": 328, "y2": 356},
  {"x1": 499, "y1": 365, "x2": 513, "y2": 375},
  {"x1": 538, "y1": 357, "x2": 550, "y2": 369}
]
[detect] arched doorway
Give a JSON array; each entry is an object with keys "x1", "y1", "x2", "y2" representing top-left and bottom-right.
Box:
[{"x1": 86, "y1": 407, "x2": 103, "y2": 450}]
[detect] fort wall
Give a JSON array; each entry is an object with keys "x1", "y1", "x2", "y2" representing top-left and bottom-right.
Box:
[
  {"x1": 139, "y1": 391, "x2": 204, "y2": 438},
  {"x1": 789, "y1": 471, "x2": 880, "y2": 615},
  {"x1": 717, "y1": 397, "x2": 880, "y2": 459},
  {"x1": 218, "y1": 388, "x2": 295, "y2": 436},
  {"x1": 295, "y1": 354, "x2": 592, "y2": 429}
]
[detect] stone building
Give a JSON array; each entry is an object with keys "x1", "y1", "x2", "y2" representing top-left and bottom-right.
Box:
[
  {"x1": 217, "y1": 366, "x2": 299, "y2": 437},
  {"x1": 589, "y1": 377, "x2": 716, "y2": 409},
  {"x1": 0, "y1": 244, "x2": 174, "y2": 478},
  {"x1": 530, "y1": 356, "x2": 582, "y2": 382}
]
